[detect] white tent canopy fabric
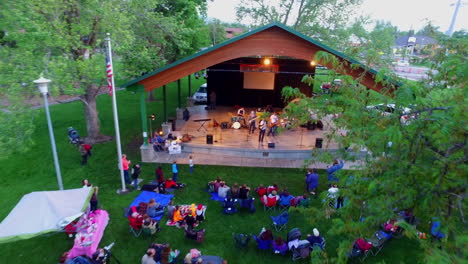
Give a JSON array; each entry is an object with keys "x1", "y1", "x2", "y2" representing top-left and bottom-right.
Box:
[{"x1": 0, "y1": 187, "x2": 93, "y2": 243}]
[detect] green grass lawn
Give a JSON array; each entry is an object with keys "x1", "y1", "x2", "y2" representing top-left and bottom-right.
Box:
[{"x1": 0, "y1": 78, "x2": 422, "y2": 263}]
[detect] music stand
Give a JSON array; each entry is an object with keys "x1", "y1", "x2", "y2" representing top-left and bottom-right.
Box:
[{"x1": 296, "y1": 127, "x2": 306, "y2": 149}]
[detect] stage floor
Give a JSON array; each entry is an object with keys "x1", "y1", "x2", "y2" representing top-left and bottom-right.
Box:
[{"x1": 174, "y1": 105, "x2": 339, "y2": 150}]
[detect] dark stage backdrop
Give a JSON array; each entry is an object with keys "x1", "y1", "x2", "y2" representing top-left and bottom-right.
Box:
[{"x1": 207, "y1": 58, "x2": 315, "y2": 108}]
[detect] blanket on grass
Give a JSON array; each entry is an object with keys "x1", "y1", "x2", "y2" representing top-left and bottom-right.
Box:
[
  {"x1": 125, "y1": 191, "x2": 174, "y2": 221},
  {"x1": 165, "y1": 204, "x2": 207, "y2": 227},
  {"x1": 206, "y1": 189, "x2": 225, "y2": 202}
]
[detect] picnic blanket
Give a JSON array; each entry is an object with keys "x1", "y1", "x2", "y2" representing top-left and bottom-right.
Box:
[
  {"x1": 166, "y1": 204, "x2": 207, "y2": 227},
  {"x1": 206, "y1": 190, "x2": 225, "y2": 202},
  {"x1": 125, "y1": 191, "x2": 174, "y2": 221}
]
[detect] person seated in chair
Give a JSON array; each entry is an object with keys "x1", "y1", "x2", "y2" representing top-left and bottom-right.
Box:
[
  {"x1": 255, "y1": 184, "x2": 267, "y2": 197},
  {"x1": 142, "y1": 214, "x2": 160, "y2": 235},
  {"x1": 184, "y1": 225, "x2": 205, "y2": 240},
  {"x1": 306, "y1": 228, "x2": 325, "y2": 249},
  {"x1": 297, "y1": 193, "x2": 311, "y2": 208},
  {"x1": 239, "y1": 184, "x2": 251, "y2": 200},
  {"x1": 255, "y1": 228, "x2": 273, "y2": 250},
  {"x1": 228, "y1": 183, "x2": 240, "y2": 199},
  {"x1": 272, "y1": 236, "x2": 288, "y2": 255},
  {"x1": 383, "y1": 219, "x2": 399, "y2": 233},
  {"x1": 147, "y1": 199, "x2": 164, "y2": 218},
  {"x1": 128, "y1": 209, "x2": 143, "y2": 230},
  {"x1": 267, "y1": 184, "x2": 279, "y2": 194},
  {"x1": 263, "y1": 190, "x2": 279, "y2": 204},
  {"x1": 218, "y1": 182, "x2": 230, "y2": 199}
]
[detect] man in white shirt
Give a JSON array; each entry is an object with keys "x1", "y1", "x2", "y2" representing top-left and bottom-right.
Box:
[
  {"x1": 267, "y1": 112, "x2": 278, "y2": 136},
  {"x1": 218, "y1": 182, "x2": 230, "y2": 198}
]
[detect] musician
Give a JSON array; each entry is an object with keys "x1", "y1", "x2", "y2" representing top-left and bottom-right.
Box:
[
  {"x1": 237, "y1": 107, "x2": 245, "y2": 116},
  {"x1": 258, "y1": 118, "x2": 267, "y2": 144},
  {"x1": 267, "y1": 112, "x2": 278, "y2": 137},
  {"x1": 248, "y1": 111, "x2": 257, "y2": 134}
]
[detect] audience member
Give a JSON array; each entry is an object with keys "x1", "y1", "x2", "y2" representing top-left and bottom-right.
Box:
[
  {"x1": 272, "y1": 236, "x2": 288, "y2": 255},
  {"x1": 142, "y1": 248, "x2": 156, "y2": 264},
  {"x1": 196, "y1": 204, "x2": 205, "y2": 223},
  {"x1": 306, "y1": 168, "x2": 319, "y2": 195},
  {"x1": 255, "y1": 184, "x2": 267, "y2": 197},
  {"x1": 229, "y1": 183, "x2": 240, "y2": 199},
  {"x1": 160, "y1": 244, "x2": 180, "y2": 264},
  {"x1": 239, "y1": 184, "x2": 251, "y2": 200},
  {"x1": 147, "y1": 199, "x2": 163, "y2": 218},
  {"x1": 218, "y1": 182, "x2": 230, "y2": 199},
  {"x1": 327, "y1": 159, "x2": 344, "y2": 181},
  {"x1": 172, "y1": 161, "x2": 179, "y2": 182},
  {"x1": 267, "y1": 184, "x2": 279, "y2": 194},
  {"x1": 132, "y1": 163, "x2": 141, "y2": 190},
  {"x1": 306, "y1": 228, "x2": 325, "y2": 249},
  {"x1": 142, "y1": 214, "x2": 160, "y2": 235},
  {"x1": 173, "y1": 206, "x2": 185, "y2": 227}
]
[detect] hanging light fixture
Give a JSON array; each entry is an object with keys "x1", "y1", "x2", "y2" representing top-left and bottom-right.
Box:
[
  {"x1": 310, "y1": 60, "x2": 317, "y2": 66},
  {"x1": 263, "y1": 58, "x2": 271, "y2": 65}
]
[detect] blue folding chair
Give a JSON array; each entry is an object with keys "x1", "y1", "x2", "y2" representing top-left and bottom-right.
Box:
[
  {"x1": 240, "y1": 197, "x2": 256, "y2": 213},
  {"x1": 223, "y1": 198, "x2": 238, "y2": 214},
  {"x1": 271, "y1": 211, "x2": 289, "y2": 231},
  {"x1": 253, "y1": 235, "x2": 272, "y2": 250},
  {"x1": 279, "y1": 194, "x2": 294, "y2": 210}
]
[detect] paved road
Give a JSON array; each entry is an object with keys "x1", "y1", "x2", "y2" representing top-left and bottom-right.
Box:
[{"x1": 393, "y1": 65, "x2": 435, "y2": 81}]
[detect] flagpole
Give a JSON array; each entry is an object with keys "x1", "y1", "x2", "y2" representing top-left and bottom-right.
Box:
[{"x1": 106, "y1": 33, "x2": 127, "y2": 193}]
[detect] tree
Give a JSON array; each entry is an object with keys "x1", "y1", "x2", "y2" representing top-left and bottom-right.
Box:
[
  {"x1": 235, "y1": 0, "x2": 362, "y2": 41},
  {"x1": 281, "y1": 35, "x2": 467, "y2": 263},
  {"x1": 0, "y1": 0, "x2": 209, "y2": 143}
]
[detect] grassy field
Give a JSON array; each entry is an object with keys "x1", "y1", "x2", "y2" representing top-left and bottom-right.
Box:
[{"x1": 0, "y1": 77, "x2": 422, "y2": 263}]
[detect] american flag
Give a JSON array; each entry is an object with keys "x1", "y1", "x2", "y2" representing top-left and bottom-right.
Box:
[{"x1": 106, "y1": 55, "x2": 113, "y2": 96}]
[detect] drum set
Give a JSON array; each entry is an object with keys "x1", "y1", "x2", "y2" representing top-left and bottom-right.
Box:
[{"x1": 231, "y1": 116, "x2": 245, "y2": 129}]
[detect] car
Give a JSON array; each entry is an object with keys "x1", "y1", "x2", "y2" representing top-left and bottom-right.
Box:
[
  {"x1": 366, "y1": 104, "x2": 416, "y2": 124},
  {"x1": 192, "y1": 83, "x2": 207, "y2": 103}
]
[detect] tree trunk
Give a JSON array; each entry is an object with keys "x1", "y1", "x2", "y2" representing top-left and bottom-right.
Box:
[{"x1": 81, "y1": 86, "x2": 112, "y2": 144}]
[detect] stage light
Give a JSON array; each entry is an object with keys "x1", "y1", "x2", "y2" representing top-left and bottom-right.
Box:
[
  {"x1": 158, "y1": 130, "x2": 163, "y2": 136},
  {"x1": 263, "y1": 58, "x2": 271, "y2": 65},
  {"x1": 148, "y1": 114, "x2": 156, "y2": 121},
  {"x1": 310, "y1": 60, "x2": 316, "y2": 66}
]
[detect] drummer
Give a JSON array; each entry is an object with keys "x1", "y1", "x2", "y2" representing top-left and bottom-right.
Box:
[
  {"x1": 237, "y1": 107, "x2": 245, "y2": 116},
  {"x1": 237, "y1": 107, "x2": 246, "y2": 127}
]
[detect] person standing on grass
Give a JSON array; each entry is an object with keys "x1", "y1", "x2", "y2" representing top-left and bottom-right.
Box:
[
  {"x1": 132, "y1": 163, "x2": 141, "y2": 190},
  {"x1": 121, "y1": 154, "x2": 131, "y2": 184},
  {"x1": 189, "y1": 156, "x2": 194, "y2": 174},
  {"x1": 90, "y1": 187, "x2": 98, "y2": 211},
  {"x1": 172, "y1": 161, "x2": 179, "y2": 182},
  {"x1": 327, "y1": 159, "x2": 344, "y2": 182},
  {"x1": 306, "y1": 168, "x2": 319, "y2": 195},
  {"x1": 79, "y1": 142, "x2": 89, "y2": 165}
]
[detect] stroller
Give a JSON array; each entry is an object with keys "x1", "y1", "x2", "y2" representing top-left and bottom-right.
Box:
[
  {"x1": 68, "y1": 127, "x2": 81, "y2": 146},
  {"x1": 287, "y1": 228, "x2": 311, "y2": 261}
]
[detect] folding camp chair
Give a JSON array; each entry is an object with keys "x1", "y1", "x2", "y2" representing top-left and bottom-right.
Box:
[
  {"x1": 125, "y1": 207, "x2": 143, "y2": 237},
  {"x1": 347, "y1": 240, "x2": 372, "y2": 262},
  {"x1": 233, "y1": 233, "x2": 251, "y2": 248},
  {"x1": 366, "y1": 231, "x2": 389, "y2": 256},
  {"x1": 262, "y1": 196, "x2": 278, "y2": 212},
  {"x1": 253, "y1": 235, "x2": 272, "y2": 250},
  {"x1": 279, "y1": 194, "x2": 294, "y2": 210},
  {"x1": 223, "y1": 198, "x2": 238, "y2": 214},
  {"x1": 271, "y1": 211, "x2": 289, "y2": 231},
  {"x1": 239, "y1": 197, "x2": 256, "y2": 213}
]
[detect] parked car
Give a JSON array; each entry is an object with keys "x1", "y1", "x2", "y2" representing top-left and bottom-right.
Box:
[
  {"x1": 366, "y1": 104, "x2": 416, "y2": 124},
  {"x1": 192, "y1": 83, "x2": 207, "y2": 103}
]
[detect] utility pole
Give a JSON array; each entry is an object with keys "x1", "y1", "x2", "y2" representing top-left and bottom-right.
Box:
[{"x1": 447, "y1": 0, "x2": 466, "y2": 36}]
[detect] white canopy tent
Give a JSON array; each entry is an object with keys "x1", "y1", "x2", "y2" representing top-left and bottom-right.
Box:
[{"x1": 0, "y1": 187, "x2": 93, "y2": 243}]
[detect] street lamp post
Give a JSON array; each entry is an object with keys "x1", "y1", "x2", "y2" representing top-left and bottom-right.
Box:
[{"x1": 34, "y1": 76, "x2": 64, "y2": 190}]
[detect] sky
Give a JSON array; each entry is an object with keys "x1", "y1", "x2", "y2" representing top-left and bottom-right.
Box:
[{"x1": 207, "y1": 0, "x2": 468, "y2": 33}]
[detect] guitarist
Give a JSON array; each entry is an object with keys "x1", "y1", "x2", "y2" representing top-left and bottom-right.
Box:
[
  {"x1": 258, "y1": 118, "x2": 267, "y2": 144},
  {"x1": 248, "y1": 111, "x2": 257, "y2": 134},
  {"x1": 267, "y1": 112, "x2": 278, "y2": 137}
]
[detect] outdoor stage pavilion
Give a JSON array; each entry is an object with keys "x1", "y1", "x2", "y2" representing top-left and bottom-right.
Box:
[{"x1": 121, "y1": 22, "x2": 393, "y2": 168}]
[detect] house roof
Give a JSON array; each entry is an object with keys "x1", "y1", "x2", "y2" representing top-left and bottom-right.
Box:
[
  {"x1": 395, "y1": 35, "x2": 437, "y2": 47},
  {"x1": 122, "y1": 22, "x2": 394, "y2": 94}
]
